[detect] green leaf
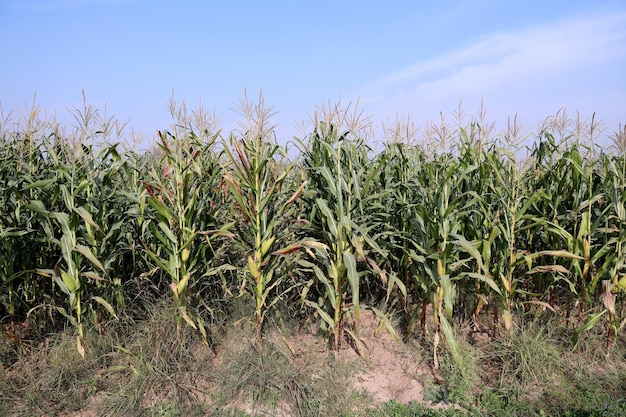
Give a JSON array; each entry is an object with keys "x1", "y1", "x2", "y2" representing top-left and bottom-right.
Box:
[
  {"x1": 59, "y1": 233, "x2": 77, "y2": 278},
  {"x1": 344, "y1": 252, "x2": 360, "y2": 321},
  {"x1": 318, "y1": 167, "x2": 338, "y2": 197},
  {"x1": 91, "y1": 296, "x2": 118, "y2": 319},
  {"x1": 24, "y1": 178, "x2": 57, "y2": 190},
  {"x1": 440, "y1": 275, "x2": 455, "y2": 320},
  {"x1": 24, "y1": 200, "x2": 51, "y2": 217},
  {"x1": 460, "y1": 272, "x2": 502, "y2": 295},
  {"x1": 312, "y1": 264, "x2": 336, "y2": 309},
  {"x1": 180, "y1": 231, "x2": 198, "y2": 252},
  {"x1": 453, "y1": 234, "x2": 485, "y2": 272},
  {"x1": 439, "y1": 312, "x2": 463, "y2": 370},
  {"x1": 146, "y1": 195, "x2": 173, "y2": 223},
  {"x1": 53, "y1": 212, "x2": 74, "y2": 238},
  {"x1": 74, "y1": 206, "x2": 100, "y2": 231},
  {"x1": 572, "y1": 310, "x2": 607, "y2": 346},
  {"x1": 147, "y1": 221, "x2": 170, "y2": 248},
  {"x1": 527, "y1": 250, "x2": 585, "y2": 260},
  {"x1": 75, "y1": 244, "x2": 105, "y2": 272},
  {"x1": 305, "y1": 300, "x2": 335, "y2": 331},
  {"x1": 142, "y1": 243, "x2": 175, "y2": 279},
  {"x1": 158, "y1": 222, "x2": 178, "y2": 245},
  {"x1": 316, "y1": 198, "x2": 338, "y2": 238}
]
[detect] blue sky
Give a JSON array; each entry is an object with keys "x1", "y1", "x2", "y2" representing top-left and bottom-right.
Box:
[{"x1": 1, "y1": 0, "x2": 625, "y2": 148}]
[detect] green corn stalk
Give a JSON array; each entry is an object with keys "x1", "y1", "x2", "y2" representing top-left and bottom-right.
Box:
[
  {"x1": 375, "y1": 142, "x2": 420, "y2": 312},
  {"x1": 299, "y1": 122, "x2": 389, "y2": 351},
  {"x1": 471, "y1": 145, "x2": 548, "y2": 334},
  {"x1": 27, "y1": 200, "x2": 116, "y2": 357},
  {"x1": 571, "y1": 153, "x2": 626, "y2": 348},
  {"x1": 412, "y1": 153, "x2": 469, "y2": 371},
  {"x1": 0, "y1": 225, "x2": 31, "y2": 331},
  {"x1": 222, "y1": 129, "x2": 305, "y2": 344},
  {"x1": 530, "y1": 138, "x2": 602, "y2": 316},
  {"x1": 18, "y1": 136, "x2": 131, "y2": 356},
  {"x1": 140, "y1": 130, "x2": 230, "y2": 343},
  {"x1": 0, "y1": 117, "x2": 53, "y2": 331}
]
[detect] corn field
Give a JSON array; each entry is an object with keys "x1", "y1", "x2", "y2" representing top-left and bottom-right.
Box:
[{"x1": 1, "y1": 96, "x2": 625, "y2": 366}]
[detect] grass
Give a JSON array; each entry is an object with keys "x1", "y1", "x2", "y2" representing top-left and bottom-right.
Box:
[
  {"x1": 425, "y1": 315, "x2": 626, "y2": 417},
  {"x1": 1, "y1": 303, "x2": 625, "y2": 416}
]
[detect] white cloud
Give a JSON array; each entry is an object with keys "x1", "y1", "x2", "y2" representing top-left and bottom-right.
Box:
[{"x1": 360, "y1": 11, "x2": 626, "y2": 132}]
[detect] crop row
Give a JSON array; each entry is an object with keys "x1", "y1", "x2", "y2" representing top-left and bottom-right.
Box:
[{"x1": 1, "y1": 99, "x2": 625, "y2": 368}]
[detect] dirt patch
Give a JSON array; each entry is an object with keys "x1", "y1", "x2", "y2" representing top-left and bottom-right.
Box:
[{"x1": 347, "y1": 310, "x2": 428, "y2": 405}]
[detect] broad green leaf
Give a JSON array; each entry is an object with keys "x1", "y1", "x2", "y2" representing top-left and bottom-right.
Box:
[
  {"x1": 572, "y1": 310, "x2": 607, "y2": 346},
  {"x1": 312, "y1": 264, "x2": 336, "y2": 309},
  {"x1": 74, "y1": 206, "x2": 100, "y2": 231},
  {"x1": 180, "y1": 231, "x2": 198, "y2": 252},
  {"x1": 53, "y1": 212, "x2": 73, "y2": 239},
  {"x1": 24, "y1": 200, "x2": 51, "y2": 217},
  {"x1": 439, "y1": 312, "x2": 463, "y2": 370},
  {"x1": 527, "y1": 265, "x2": 570, "y2": 274},
  {"x1": 75, "y1": 244, "x2": 105, "y2": 272},
  {"x1": 316, "y1": 198, "x2": 338, "y2": 238},
  {"x1": 0, "y1": 227, "x2": 30, "y2": 238},
  {"x1": 344, "y1": 252, "x2": 360, "y2": 321},
  {"x1": 453, "y1": 234, "x2": 485, "y2": 272},
  {"x1": 305, "y1": 300, "x2": 335, "y2": 330},
  {"x1": 24, "y1": 178, "x2": 56, "y2": 190},
  {"x1": 142, "y1": 243, "x2": 174, "y2": 279},
  {"x1": 146, "y1": 195, "x2": 173, "y2": 223},
  {"x1": 439, "y1": 275, "x2": 455, "y2": 320},
  {"x1": 386, "y1": 272, "x2": 407, "y2": 302},
  {"x1": 158, "y1": 222, "x2": 178, "y2": 245},
  {"x1": 91, "y1": 296, "x2": 118, "y2": 319},
  {"x1": 527, "y1": 250, "x2": 585, "y2": 260},
  {"x1": 461, "y1": 272, "x2": 502, "y2": 295},
  {"x1": 59, "y1": 184, "x2": 74, "y2": 212},
  {"x1": 148, "y1": 221, "x2": 170, "y2": 247}
]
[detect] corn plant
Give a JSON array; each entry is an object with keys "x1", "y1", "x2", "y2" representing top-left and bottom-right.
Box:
[
  {"x1": 374, "y1": 142, "x2": 420, "y2": 311},
  {"x1": 298, "y1": 121, "x2": 390, "y2": 351},
  {"x1": 572, "y1": 153, "x2": 626, "y2": 348},
  {"x1": 139, "y1": 130, "x2": 230, "y2": 343},
  {"x1": 24, "y1": 141, "x2": 123, "y2": 357},
  {"x1": 222, "y1": 128, "x2": 305, "y2": 343},
  {"x1": 412, "y1": 152, "x2": 470, "y2": 371},
  {"x1": 0, "y1": 134, "x2": 35, "y2": 330},
  {"x1": 0, "y1": 105, "x2": 59, "y2": 331}
]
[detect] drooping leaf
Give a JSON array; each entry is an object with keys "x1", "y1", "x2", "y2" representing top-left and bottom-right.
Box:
[
  {"x1": 344, "y1": 252, "x2": 360, "y2": 322},
  {"x1": 572, "y1": 310, "x2": 607, "y2": 346},
  {"x1": 75, "y1": 244, "x2": 105, "y2": 272}
]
